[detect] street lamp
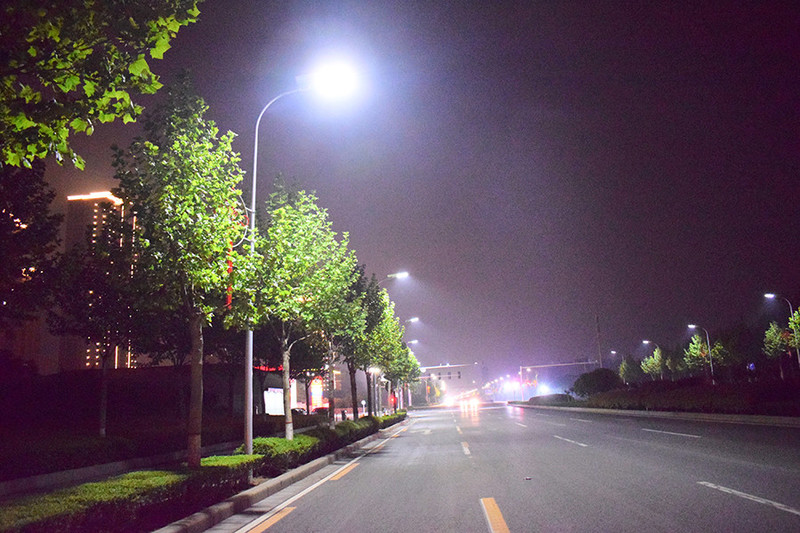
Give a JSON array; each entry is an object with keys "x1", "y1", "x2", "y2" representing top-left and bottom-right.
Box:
[
  {"x1": 765, "y1": 293, "x2": 800, "y2": 367},
  {"x1": 688, "y1": 324, "x2": 715, "y2": 384},
  {"x1": 642, "y1": 340, "x2": 660, "y2": 351},
  {"x1": 244, "y1": 62, "x2": 359, "y2": 455},
  {"x1": 406, "y1": 317, "x2": 420, "y2": 323}
]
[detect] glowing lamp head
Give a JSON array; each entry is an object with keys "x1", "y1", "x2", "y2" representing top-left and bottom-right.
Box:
[
  {"x1": 303, "y1": 60, "x2": 359, "y2": 101},
  {"x1": 764, "y1": 293, "x2": 776, "y2": 299}
]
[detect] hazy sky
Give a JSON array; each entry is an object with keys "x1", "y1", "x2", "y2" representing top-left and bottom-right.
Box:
[{"x1": 49, "y1": 1, "x2": 800, "y2": 379}]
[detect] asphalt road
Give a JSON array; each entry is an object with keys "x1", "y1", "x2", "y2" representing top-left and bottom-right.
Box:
[{"x1": 205, "y1": 404, "x2": 800, "y2": 532}]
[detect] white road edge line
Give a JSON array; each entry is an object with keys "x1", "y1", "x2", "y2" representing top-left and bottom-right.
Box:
[
  {"x1": 570, "y1": 418, "x2": 592, "y2": 423},
  {"x1": 553, "y1": 435, "x2": 588, "y2": 447},
  {"x1": 515, "y1": 422, "x2": 527, "y2": 428},
  {"x1": 642, "y1": 428, "x2": 701, "y2": 438},
  {"x1": 697, "y1": 481, "x2": 800, "y2": 517},
  {"x1": 234, "y1": 422, "x2": 411, "y2": 533}
]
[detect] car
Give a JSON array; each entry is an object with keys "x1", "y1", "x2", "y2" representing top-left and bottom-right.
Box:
[
  {"x1": 312, "y1": 407, "x2": 329, "y2": 416},
  {"x1": 291, "y1": 408, "x2": 307, "y2": 416}
]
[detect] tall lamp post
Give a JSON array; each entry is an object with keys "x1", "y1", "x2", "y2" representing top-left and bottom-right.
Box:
[
  {"x1": 244, "y1": 62, "x2": 359, "y2": 455},
  {"x1": 765, "y1": 293, "x2": 800, "y2": 367},
  {"x1": 688, "y1": 324, "x2": 715, "y2": 384}
]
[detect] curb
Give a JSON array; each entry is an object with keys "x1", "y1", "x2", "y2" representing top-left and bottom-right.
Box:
[
  {"x1": 511, "y1": 404, "x2": 800, "y2": 427},
  {"x1": 153, "y1": 427, "x2": 393, "y2": 533}
]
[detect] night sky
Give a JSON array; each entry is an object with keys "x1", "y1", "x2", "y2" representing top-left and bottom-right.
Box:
[{"x1": 48, "y1": 1, "x2": 800, "y2": 380}]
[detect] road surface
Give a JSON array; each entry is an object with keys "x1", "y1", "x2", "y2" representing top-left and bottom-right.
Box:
[{"x1": 205, "y1": 404, "x2": 800, "y2": 532}]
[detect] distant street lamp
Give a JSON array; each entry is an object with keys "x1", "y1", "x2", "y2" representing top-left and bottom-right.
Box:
[
  {"x1": 244, "y1": 61, "x2": 360, "y2": 455},
  {"x1": 688, "y1": 324, "x2": 715, "y2": 384},
  {"x1": 764, "y1": 293, "x2": 800, "y2": 367},
  {"x1": 642, "y1": 340, "x2": 660, "y2": 351},
  {"x1": 406, "y1": 317, "x2": 420, "y2": 323},
  {"x1": 407, "y1": 339, "x2": 419, "y2": 345},
  {"x1": 379, "y1": 271, "x2": 410, "y2": 285}
]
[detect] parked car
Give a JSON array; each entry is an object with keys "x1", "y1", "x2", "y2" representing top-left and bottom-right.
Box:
[
  {"x1": 312, "y1": 407, "x2": 329, "y2": 416},
  {"x1": 291, "y1": 408, "x2": 307, "y2": 416}
]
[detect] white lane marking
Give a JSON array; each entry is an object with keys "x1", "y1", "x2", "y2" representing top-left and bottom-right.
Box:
[
  {"x1": 643, "y1": 428, "x2": 701, "y2": 438},
  {"x1": 515, "y1": 422, "x2": 527, "y2": 428},
  {"x1": 698, "y1": 482, "x2": 800, "y2": 517},
  {"x1": 553, "y1": 435, "x2": 588, "y2": 447},
  {"x1": 542, "y1": 421, "x2": 567, "y2": 427},
  {"x1": 570, "y1": 418, "x2": 592, "y2": 423},
  {"x1": 234, "y1": 423, "x2": 409, "y2": 533},
  {"x1": 462, "y1": 441, "x2": 471, "y2": 455},
  {"x1": 456, "y1": 426, "x2": 462, "y2": 434}
]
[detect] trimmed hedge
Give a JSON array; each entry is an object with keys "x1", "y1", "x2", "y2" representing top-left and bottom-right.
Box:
[
  {"x1": 1, "y1": 411, "x2": 410, "y2": 531},
  {"x1": 0, "y1": 455, "x2": 261, "y2": 533}
]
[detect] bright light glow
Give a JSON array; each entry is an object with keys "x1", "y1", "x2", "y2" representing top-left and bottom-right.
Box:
[
  {"x1": 688, "y1": 324, "x2": 697, "y2": 329},
  {"x1": 643, "y1": 340, "x2": 652, "y2": 345},
  {"x1": 537, "y1": 383, "x2": 552, "y2": 395},
  {"x1": 407, "y1": 317, "x2": 420, "y2": 323},
  {"x1": 67, "y1": 191, "x2": 123, "y2": 206},
  {"x1": 407, "y1": 339, "x2": 419, "y2": 344},
  {"x1": 389, "y1": 271, "x2": 410, "y2": 279},
  {"x1": 306, "y1": 60, "x2": 359, "y2": 100},
  {"x1": 368, "y1": 366, "x2": 381, "y2": 374},
  {"x1": 764, "y1": 293, "x2": 776, "y2": 299}
]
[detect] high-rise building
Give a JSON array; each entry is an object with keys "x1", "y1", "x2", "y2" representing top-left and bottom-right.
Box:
[{"x1": 61, "y1": 191, "x2": 136, "y2": 371}]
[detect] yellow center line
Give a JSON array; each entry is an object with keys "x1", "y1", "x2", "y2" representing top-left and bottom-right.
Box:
[
  {"x1": 480, "y1": 498, "x2": 510, "y2": 533},
  {"x1": 330, "y1": 463, "x2": 358, "y2": 481},
  {"x1": 246, "y1": 506, "x2": 295, "y2": 532}
]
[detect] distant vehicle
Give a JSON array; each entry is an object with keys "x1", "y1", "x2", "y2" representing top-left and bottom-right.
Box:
[
  {"x1": 291, "y1": 408, "x2": 307, "y2": 416},
  {"x1": 312, "y1": 407, "x2": 329, "y2": 416}
]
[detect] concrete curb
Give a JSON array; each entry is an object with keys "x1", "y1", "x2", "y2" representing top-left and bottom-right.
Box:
[
  {"x1": 511, "y1": 403, "x2": 800, "y2": 427},
  {"x1": 153, "y1": 428, "x2": 392, "y2": 533}
]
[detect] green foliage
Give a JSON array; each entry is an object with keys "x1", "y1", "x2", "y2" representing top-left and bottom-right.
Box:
[
  {"x1": 0, "y1": 0, "x2": 200, "y2": 168},
  {"x1": 618, "y1": 356, "x2": 646, "y2": 384},
  {"x1": 640, "y1": 347, "x2": 666, "y2": 380},
  {"x1": 763, "y1": 321, "x2": 790, "y2": 361},
  {"x1": 236, "y1": 434, "x2": 320, "y2": 475},
  {"x1": 0, "y1": 161, "x2": 61, "y2": 328},
  {"x1": 0, "y1": 470, "x2": 188, "y2": 532},
  {"x1": 683, "y1": 334, "x2": 727, "y2": 374},
  {"x1": 527, "y1": 393, "x2": 578, "y2": 406},
  {"x1": 571, "y1": 368, "x2": 624, "y2": 397}
]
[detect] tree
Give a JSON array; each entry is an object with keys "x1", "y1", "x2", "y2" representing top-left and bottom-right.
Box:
[
  {"x1": 763, "y1": 321, "x2": 790, "y2": 381},
  {"x1": 111, "y1": 77, "x2": 247, "y2": 467},
  {"x1": 1, "y1": 0, "x2": 200, "y2": 168},
  {"x1": 641, "y1": 347, "x2": 666, "y2": 381},
  {"x1": 619, "y1": 355, "x2": 645, "y2": 385},
  {"x1": 0, "y1": 161, "x2": 61, "y2": 328},
  {"x1": 683, "y1": 334, "x2": 726, "y2": 380},
  {"x1": 571, "y1": 368, "x2": 623, "y2": 397},
  {"x1": 246, "y1": 188, "x2": 359, "y2": 439}
]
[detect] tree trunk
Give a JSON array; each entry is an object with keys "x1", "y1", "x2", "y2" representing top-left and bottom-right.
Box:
[
  {"x1": 187, "y1": 312, "x2": 204, "y2": 469},
  {"x1": 98, "y1": 348, "x2": 110, "y2": 438},
  {"x1": 364, "y1": 369, "x2": 373, "y2": 416},
  {"x1": 304, "y1": 378, "x2": 311, "y2": 412},
  {"x1": 347, "y1": 361, "x2": 359, "y2": 419},
  {"x1": 282, "y1": 340, "x2": 294, "y2": 440}
]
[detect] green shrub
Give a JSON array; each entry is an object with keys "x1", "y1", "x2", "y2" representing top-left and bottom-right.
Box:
[
  {"x1": 528, "y1": 394, "x2": 577, "y2": 406},
  {"x1": 235, "y1": 435, "x2": 319, "y2": 476},
  {"x1": 377, "y1": 410, "x2": 406, "y2": 428}
]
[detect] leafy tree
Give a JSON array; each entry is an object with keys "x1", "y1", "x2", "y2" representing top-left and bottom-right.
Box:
[
  {"x1": 111, "y1": 78, "x2": 247, "y2": 467},
  {"x1": 619, "y1": 355, "x2": 645, "y2": 385},
  {"x1": 571, "y1": 368, "x2": 623, "y2": 397},
  {"x1": 245, "y1": 188, "x2": 359, "y2": 439},
  {"x1": 0, "y1": 161, "x2": 61, "y2": 328},
  {"x1": 763, "y1": 321, "x2": 791, "y2": 381},
  {"x1": 641, "y1": 347, "x2": 666, "y2": 381},
  {"x1": 683, "y1": 334, "x2": 727, "y2": 381},
  {"x1": 0, "y1": 0, "x2": 200, "y2": 168},
  {"x1": 787, "y1": 310, "x2": 800, "y2": 370}
]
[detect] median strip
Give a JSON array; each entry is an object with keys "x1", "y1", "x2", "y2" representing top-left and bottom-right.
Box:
[
  {"x1": 697, "y1": 482, "x2": 800, "y2": 517},
  {"x1": 480, "y1": 497, "x2": 510, "y2": 533}
]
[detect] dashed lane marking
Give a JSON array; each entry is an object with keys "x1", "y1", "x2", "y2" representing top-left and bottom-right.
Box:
[
  {"x1": 642, "y1": 428, "x2": 701, "y2": 438},
  {"x1": 698, "y1": 482, "x2": 800, "y2": 517},
  {"x1": 553, "y1": 435, "x2": 588, "y2": 447},
  {"x1": 245, "y1": 507, "x2": 295, "y2": 532},
  {"x1": 480, "y1": 497, "x2": 510, "y2": 533},
  {"x1": 330, "y1": 463, "x2": 358, "y2": 481},
  {"x1": 515, "y1": 422, "x2": 527, "y2": 428},
  {"x1": 462, "y1": 441, "x2": 471, "y2": 456}
]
